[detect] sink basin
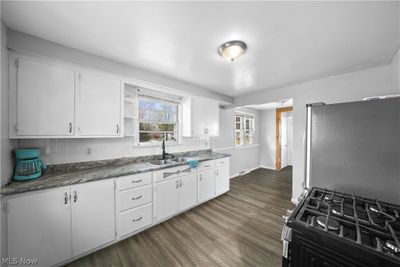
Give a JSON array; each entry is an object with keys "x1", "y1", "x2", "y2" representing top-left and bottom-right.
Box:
[
  {"x1": 170, "y1": 157, "x2": 186, "y2": 163},
  {"x1": 147, "y1": 159, "x2": 174, "y2": 166}
]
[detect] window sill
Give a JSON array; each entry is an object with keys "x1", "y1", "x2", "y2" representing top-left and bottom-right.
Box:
[{"x1": 136, "y1": 141, "x2": 182, "y2": 148}]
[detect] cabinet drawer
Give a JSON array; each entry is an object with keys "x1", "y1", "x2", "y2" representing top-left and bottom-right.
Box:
[
  {"x1": 119, "y1": 185, "x2": 152, "y2": 211},
  {"x1": 119, "y1": 203, "x2": 152, "y2": 237},
  {"x1": 119, "y1": 172, "x2": 152, "y2": 191},
  {"x1": 216, "y1": 157, "x2": 229, "y2": 167},
  {"x1": 198, "y1": 160, "x2": 215, "y2": 172},
  {"x1": 153, "y1": 165, "x2": 195, "y2": 182}
]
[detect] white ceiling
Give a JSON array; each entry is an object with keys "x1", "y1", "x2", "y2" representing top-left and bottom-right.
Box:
[
  {"x1": 246, "y1": 98, "x2": 293, "y2": 110},
  {"x1": 2, "y1": 1, "x2": 399, "y2": 97}
]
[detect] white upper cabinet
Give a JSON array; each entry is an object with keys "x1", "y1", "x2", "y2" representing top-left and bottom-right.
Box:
[
  {"x1": 182, "y1": 96, "x2": 219, "y2": 137},
  {"x1": 10, "y1": 55, "x2": 75, "y2": 137},
  {"x1": 76, "y1": 71, "x2": 122, "y2": 136}
]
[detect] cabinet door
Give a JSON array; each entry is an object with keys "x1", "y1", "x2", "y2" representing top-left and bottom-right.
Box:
[
  {"x1": 154, "y1": 179, "x2": 179, "y2": 222},
  {"x1": 77, "y1": 71, "x2": 122, "y2": 136},
  {"x1": 207, "y1": 99, "x2": 220, "y2": 137},
  {"x1": 179, "y1": 174, "x2": 198, "y2": 211},
  {"x1": 198, "y1": 169, "x2": 216, "y2": 203},
  {"x1": 184, "y1": 97, "x2": 219, "y2": 137},
  {"x1": 71, "y1": 179, "x2": 116, "y2": 257},
  {"x1": 216, "y1": 164, "x2": 230, "y2": 196},
  {"x1": 16, "y1": 57, "x2": 75, "y2": 136},
  {"x1": 7, "y1": 188, "x2": 72, "y2": 267},
  {"x1": 190, "y1": 97, "x2": 208, "y2": 136}
]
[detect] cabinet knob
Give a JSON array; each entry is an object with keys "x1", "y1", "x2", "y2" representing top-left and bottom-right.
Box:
[
  {"x1": 69, "y1": 122, "x2": 73, "y2": 133},
  {"x1": 116, "y1": 124, "x2": 120, "y2": 134},
  {"x1": 176, "y1": 181, "x2": 179, "y2": 188}
]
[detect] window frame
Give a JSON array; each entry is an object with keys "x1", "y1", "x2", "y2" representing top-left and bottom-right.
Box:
[
  {"x1": 235, "y1": 112, "x2": 255, "y2": 147},
  {"x1": 137, "y1": 94, "x2": 181, "y2": 146}
]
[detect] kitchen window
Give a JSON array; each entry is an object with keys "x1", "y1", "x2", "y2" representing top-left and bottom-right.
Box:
[
  {"x1": 138, "y1": 95, "x2": 179, "y2": 144},
  {"x1": 235, "y1": 113, "x2": 254, "y2": 146}
]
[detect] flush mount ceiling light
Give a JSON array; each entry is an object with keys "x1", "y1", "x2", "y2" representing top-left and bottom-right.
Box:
[{"x1": 218, "y1": 40, "x2": 247, "y2": 62}]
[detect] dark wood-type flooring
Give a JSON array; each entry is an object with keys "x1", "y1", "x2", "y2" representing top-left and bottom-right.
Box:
[{"x1": 67, "y1": 167, "x2": 293, "y2": 267}]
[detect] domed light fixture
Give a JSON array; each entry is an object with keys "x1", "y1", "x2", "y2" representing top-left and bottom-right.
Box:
[{"x1": 218, "y1": 40, "x2": 247, "y2": 62}]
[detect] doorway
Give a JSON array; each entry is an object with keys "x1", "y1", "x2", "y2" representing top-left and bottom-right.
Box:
[{"x1": 276, "y1": 107, "x2": 293, "y2": 170}]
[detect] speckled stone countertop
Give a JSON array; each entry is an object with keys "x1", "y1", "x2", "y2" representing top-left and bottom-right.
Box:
[{"x1": 0, "y1": 149, "x2": 230, "y2": 196}]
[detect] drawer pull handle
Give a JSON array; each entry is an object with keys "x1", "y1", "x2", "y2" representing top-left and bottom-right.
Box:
[
  {"x1": 132, "y1": 216, "x2": 142, "y2": 222},
  {"x1": 204, "y1": 165, "x2": 210, "y2": 168},
  {"x1": 131, "y1": 179, "x2": 142, "y2": 183},
  {"x1": 132, "y1": 195, "x2": 142, "y2": 200}
]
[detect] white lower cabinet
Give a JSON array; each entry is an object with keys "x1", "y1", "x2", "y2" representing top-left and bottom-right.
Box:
[
  {"x1": 6, "y1": 180, "x2": 116, "y2": 267},
  {"x1": 179, "y1": 174, "x2": 197, "y2": 211},
  {"x1": 154, "y1": 178, "x2": 179, "y2": 222},
  {"x1": 5, "y1": 157, "x2": 230, "y2": 266},
  {"x1": 215, "y1": 164, "x2": 230, "y2": 196},
  {"x1": 119, "y1": 203, "x2": 152, "y2": 237},
  {"x1": 198, "y1": 169, "x2": 216, "y2": 203},
  {"x1": 71, "y1": 180, "x2": 116, "y2": 257},
  {"x1": 154, "y1": 173, "x2": 198, "y2": 222},
  {"x1": 7, "y1": 188, "x2": 72, "y2": 267}
]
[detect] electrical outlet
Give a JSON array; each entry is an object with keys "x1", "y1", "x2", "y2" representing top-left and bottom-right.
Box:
[{"x1": 87, "y1": 148, "x2": 92, "y2": 155}]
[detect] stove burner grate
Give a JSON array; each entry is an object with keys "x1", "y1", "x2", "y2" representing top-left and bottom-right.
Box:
[{"x1": 316, "y1": 215, "x2": 340, "y2": 231}]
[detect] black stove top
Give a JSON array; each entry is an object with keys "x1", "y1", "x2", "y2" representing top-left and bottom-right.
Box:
[{"x1": 288, "y1": 187, "x2": 400, "y2": 261}]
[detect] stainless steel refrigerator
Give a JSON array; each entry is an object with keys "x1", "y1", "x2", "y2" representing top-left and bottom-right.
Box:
[{"x1": 305, "y1": 97, "x2": 400, "y2": 203}]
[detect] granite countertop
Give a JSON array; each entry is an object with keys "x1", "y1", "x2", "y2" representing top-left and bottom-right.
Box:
[{"x1": 0, "y1": 150, "x2": 230, "y2": 196}]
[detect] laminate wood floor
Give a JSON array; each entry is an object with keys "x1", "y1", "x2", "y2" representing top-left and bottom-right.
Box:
[{"x1": 67, "y1": 167, "x2": 293, "y2": 267}]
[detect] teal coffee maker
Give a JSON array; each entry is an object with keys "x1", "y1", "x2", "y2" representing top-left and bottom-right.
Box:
[{"x1": 13, "y1": 148, "x2": 46, "y2": 181}]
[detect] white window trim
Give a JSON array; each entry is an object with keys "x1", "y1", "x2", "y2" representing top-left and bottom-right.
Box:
[
  {"x1": 234, "y1": 112, "x2": 255, "y2": 147},
  {"x1": 136, "y1": 93, "x2": 182, "y2": 146}
]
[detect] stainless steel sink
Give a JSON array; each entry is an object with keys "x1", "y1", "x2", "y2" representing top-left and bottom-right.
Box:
[
  {"x1": 147, "y1": 159, "x2": 174, "y2": 166},
  {"x1": 170, "y1": 157, "x2": 186, "y2": 163}
]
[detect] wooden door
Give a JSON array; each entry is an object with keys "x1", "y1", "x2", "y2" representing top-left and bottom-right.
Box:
[
  {"x1": 77, "y1": 71, "x2": 122, "y2": 136},
  {"x1": 178, "y1": 174, "x2": 197, "y2": 211},
  {"x1": 71, "y1": 179, "x2": 116, "y2": 257},
  {"x1": 16, "y1": 57, "x2": 75, "y2": 136},
  {"x1": 154, "y1": 178, "x2": 179, "y2": 221},
  {"x1": 7, "y1": 188, "x2": 72, "y2": 267}
]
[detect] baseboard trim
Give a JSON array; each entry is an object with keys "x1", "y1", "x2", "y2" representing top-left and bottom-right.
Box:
[
  {"x1": 230, "y1": 166, "x2": 260, "y2": 179},
  {"x1": 259, "y1": 165, "x2": 276, "y2": 170}
]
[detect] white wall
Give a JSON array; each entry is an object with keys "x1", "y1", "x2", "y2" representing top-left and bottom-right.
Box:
[
  {"x1": 211, "y1": 107, "x2": 260, "y2": 177},
  {"x1": 19, "y1": 138, "x2": 210, "y2": 165},
  {"x1": 235, "y1": 63, "x2": 398, "y2": 203},
  {"x1": 259, "y1": 109, "x2": 276, "y2": 169}
]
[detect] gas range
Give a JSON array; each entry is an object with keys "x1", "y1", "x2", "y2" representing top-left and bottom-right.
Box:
[{"x1": 282, "y1": 187, "x2": 400, "y2": 267}]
